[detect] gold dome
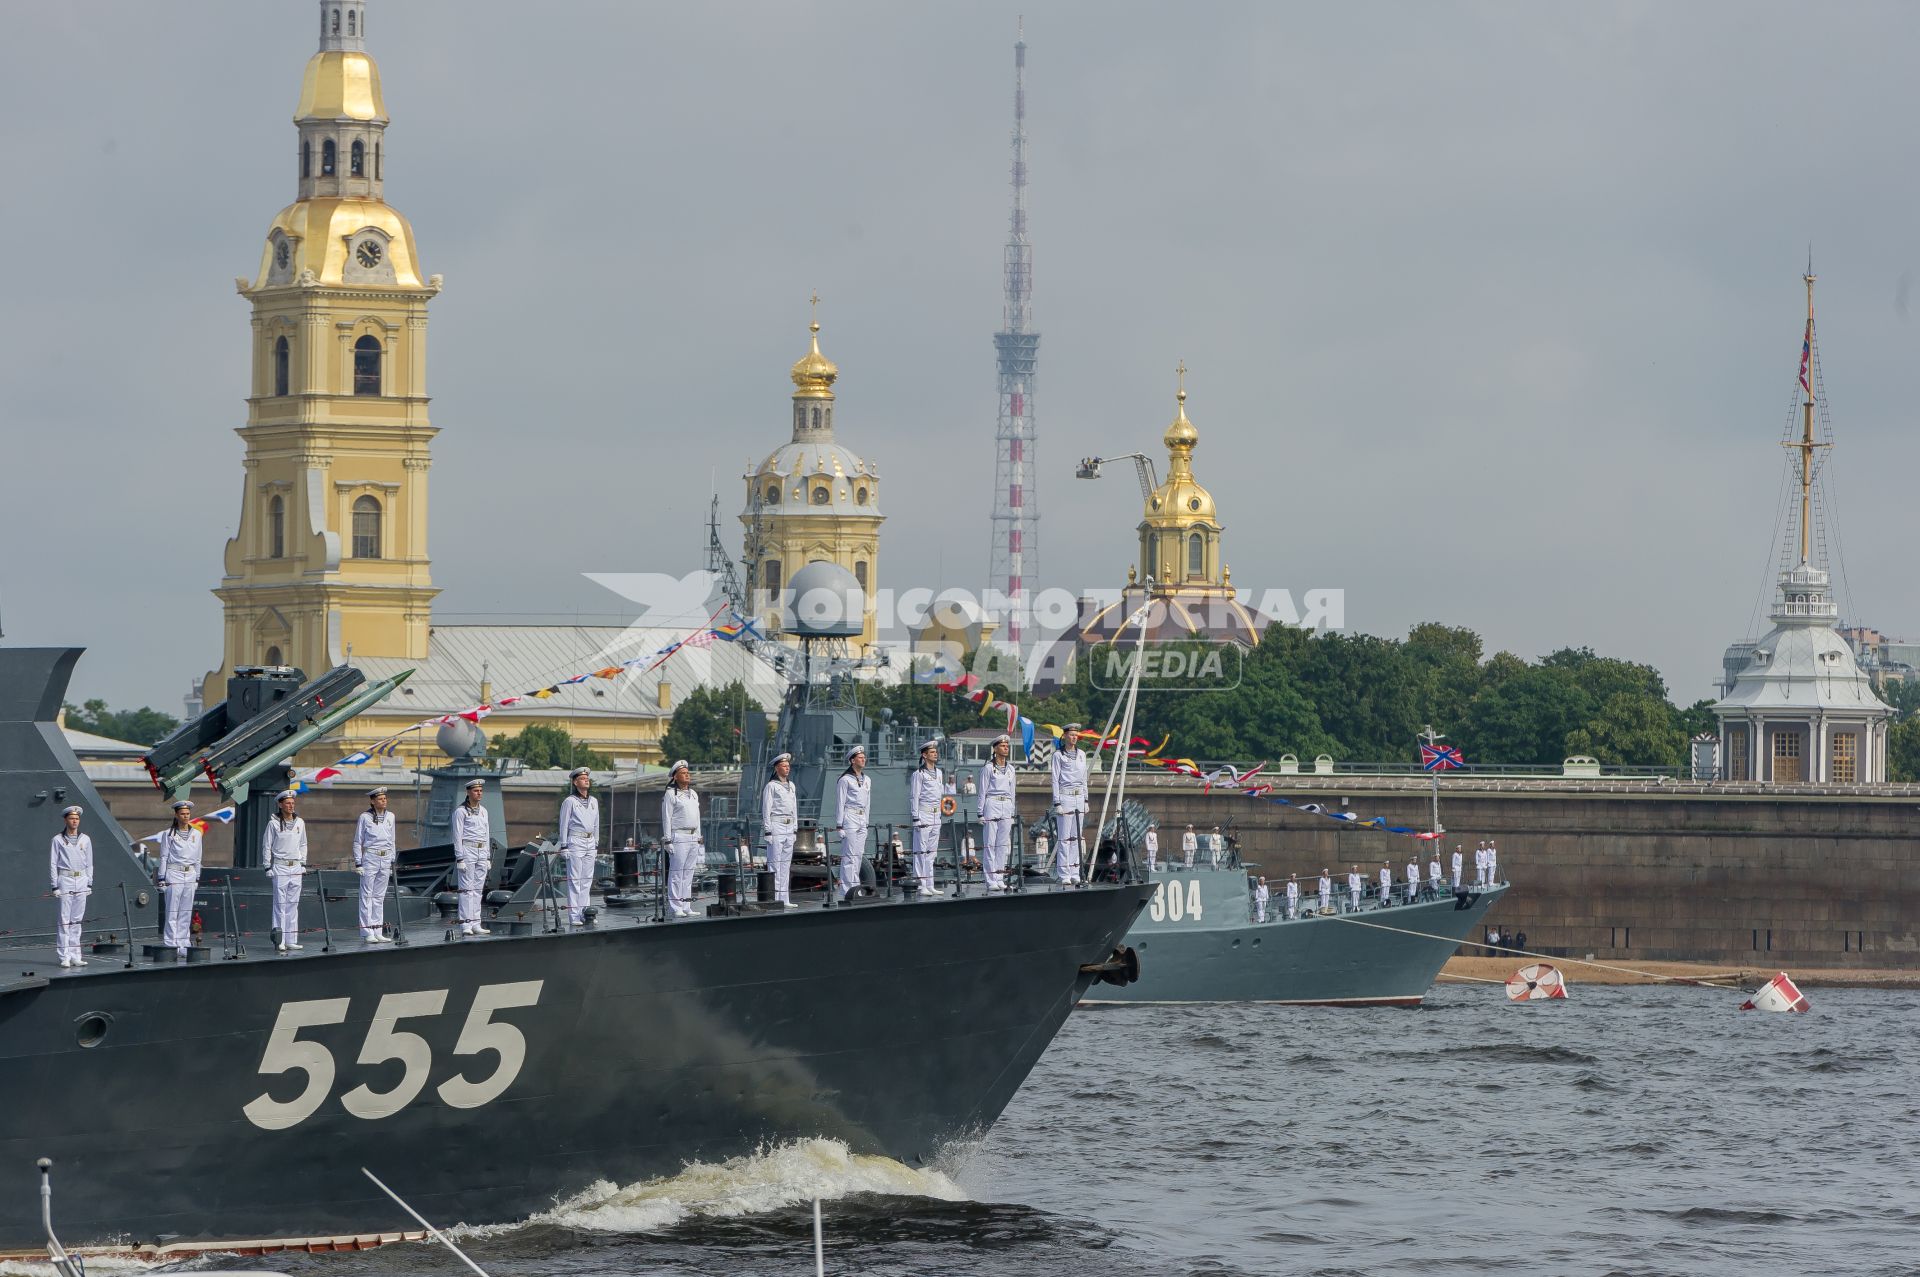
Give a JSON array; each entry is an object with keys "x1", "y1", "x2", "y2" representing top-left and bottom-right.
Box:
[
  {"x1": 1144, "y1": 370, "x2": 1216, "y2": 524},
  {"x1": 253, "y1": 198, "x2": 425, "y2": 289},
  {"x1": 790, "y1": 320, "x2": 839, "y2": 400},
  {"x1": 296, "y1": 50, "x2": 387, "y2": 122}
]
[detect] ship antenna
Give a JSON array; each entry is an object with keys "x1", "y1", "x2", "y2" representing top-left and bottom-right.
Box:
[{"x1": 361, "y1": 1168, "x2": 494, "y2": 1277}]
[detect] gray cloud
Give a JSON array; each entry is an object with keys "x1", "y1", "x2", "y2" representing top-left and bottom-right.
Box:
[{"x1": 3, "y1": 1, "x2": 1916, "y2": 715}]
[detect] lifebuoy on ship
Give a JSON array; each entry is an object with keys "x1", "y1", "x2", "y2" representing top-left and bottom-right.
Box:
[{"x1": 940, "y1": 795, "x2": 957, "y2": 816}]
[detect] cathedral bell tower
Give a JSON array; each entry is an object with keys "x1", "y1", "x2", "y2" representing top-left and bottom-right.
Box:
[{"x1": 209, "y1": 0, "x2": 439, "y2": 688}]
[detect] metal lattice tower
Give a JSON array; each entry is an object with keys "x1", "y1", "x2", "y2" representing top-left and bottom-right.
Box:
[{"x1": 989, "y1": 22, "x2": 1040, "y2": 646}]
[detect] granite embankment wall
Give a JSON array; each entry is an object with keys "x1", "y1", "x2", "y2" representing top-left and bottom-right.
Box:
[{"x1": 89, "y1": 770, "x2": 1920, "y2": 967}]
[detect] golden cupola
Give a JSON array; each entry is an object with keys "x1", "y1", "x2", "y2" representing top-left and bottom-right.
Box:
[
  {"x1": 790, "y1": 318, "x2": 840, "y2": 401},
  {"x1": 1139, "y1": 364, "x2": 1224, "y2": 588}
]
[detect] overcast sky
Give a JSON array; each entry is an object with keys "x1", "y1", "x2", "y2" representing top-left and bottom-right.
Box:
[{"x1": 4, "y1": 1, "x2": 1919, "y2": 714}]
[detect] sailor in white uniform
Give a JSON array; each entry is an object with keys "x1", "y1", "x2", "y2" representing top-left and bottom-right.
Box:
[
  {"x1": 1181, "y1": 824, "x2": 1198, "y2": 869},
  {"x1": 833, "y1": 745, "x2": 871, "y2": 900},
  {"x1": 1377, "y1": 863, "x2": 1392, "y2": 906},
  {"x1": 1143, "y1": 822, "x2": 1160, "y2": 872},
  {"x1": 353, "y1": 787, "x2": 398, "y2": 943},
  {"x1": 1253, "y1": 876, "x2": 1270, "y2": 923},
  {"x1": 761, "y1": 753, "x2": 798, "y2": 908},
  {"x1": 658, "y1": 762, "x2": 700, "y2": 917},
  {"x1": 978, "y1": 733, "x2": 1017, "y2": 892},
  {"x1": 1285, "y1": 874, "x2": 1301, "y2": 920},
  {"x1": 50, "y1": 805, "x2": 93, "y2": 968},
  {"x1": 156, "y1": 799, "x2": 202, "y2": 958},
  {"x1": 1475, "y1": 842, "x2": 1489, "y2": 887},
  {"x1": 1406, "y1": 858, "x2": 1421, "y2": 904},
  {"x1": 262, "y1": 790, "x2": 307, "y2": 953},
  {"x1": 1210, "y1": 825, "x2": 1224, "y2": 868},
  {"x1": 1451, "y1": 845, "x2": 1465, "y2": 891},
  {"x1": 908, "y1": 739, "x2": 946, "y2": 896},
  {"x1": 1487, "y1": 840, "x2": 1499, "y2": 884},
  {"x1": 451, "y1": 778, "x2": 492, "y2": 935},
  {"x1": 560, "y1": 767, "x2": 603, "y2": 925},
  {"x1": 1347, "y1": 866, "x2": 1363, "y2": 911},
  {"x1": 1428, "y1": 851, "x2": 1444, "y2": 898},
  {"x1": 1317, "y1": 869, "x2": 1332, "y2": 914},
  {"x1": 1050, "y1": 725, "x2": 1089, "y2": 886}
]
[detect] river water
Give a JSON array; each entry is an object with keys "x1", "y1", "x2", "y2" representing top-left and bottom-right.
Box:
[{"x1": 224, "y1": 984, "x2": 1919, "y2": 1277}]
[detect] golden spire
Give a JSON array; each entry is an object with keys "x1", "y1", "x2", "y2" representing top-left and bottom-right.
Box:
[
  {"x1": 1164, "y1": 359, "x2": 1197, "y2": 463},
  {"x1": 790, "y1": 292, "x2": 839, "y2": 400}
]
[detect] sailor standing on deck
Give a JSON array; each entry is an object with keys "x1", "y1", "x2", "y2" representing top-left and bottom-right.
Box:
[
  {"x1": 1487, "y1": 840, "x2": 1499, "y2": 884},
  {"x1": 1347, "y1": 865, "x2": 1363, "y2": 911},
  {"x1": 1406, "y1": 857, "x2": 1422, "y2": 904},
  {"x1": 1143, "y1": 822, "x2": 1160, "y2": 872},
  {"x1": 1253, "y1": 876, "x2": 1270, "y2": 923},
  {"x1": 978, "y1": 734, "x2": 1017, "y2": 892},
  {"x1": 833, "y1": 745, "x2": 871, "y2": 900},
  {"x1": 1474, "y1": 842, "x2": 1488, "y2": 887},
  {"x1": 909, "y1": 739, "x2": 946, "y2": 897},
  {"x1": 1181, "y1": 824, "x2": 1198, "y2": 869},
  {"x1": 1451, "y1": 845, "x2": 1464, "y2": 890},
  {"x1": 353, "y1": 787, "x2": 398, "y2": 943},
  {"x1": 1428, "y1": 850, "x2": 1443, "y2": 898},
  {"x1": 263, "y1": 790, "x2": 307, "y2": 953},
  {"x1": 1377, "y1": 863, "x2": 1392, "y2": 906},
  {"x1": 1317, "y1": 869, "x2": 1332, "y2": 914},
  {"x1": 1285, "y1": 874, "x2": 1300, "y2": 919},
  {"x1": 657, "y1": 763, "x2": 698, "y2": 918},
  {"x1": 156, "y1": 799, "x2": 201, "y2": 959},
  {"x1": 559, "y1": 767, "x2": 604, "y2": 925},
  {"x1": 1210, "y1": 825, "x2": 1224, "y2": 868},
  {"x1": 451, "y1": 778, "x2": 491, "y2": 935},
  {"x1": 1051, "y1": 725, "x2": 1089, "y2": 885},
  {"x1": 50, "y1": 805, "x2": 93, "y2": 968},
  {"x1": 761, "y1": 753, "x2": 798, "y2": 908}
]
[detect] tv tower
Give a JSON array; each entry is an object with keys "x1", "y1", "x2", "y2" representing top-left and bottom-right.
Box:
[{"x1": 988, "y1": 21, "x2": 1040, "y2": 647}]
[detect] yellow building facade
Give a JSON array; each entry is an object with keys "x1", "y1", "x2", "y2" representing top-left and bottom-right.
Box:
[{"x1": 741, "y1": 312, "x2": 885, "y2": 648}]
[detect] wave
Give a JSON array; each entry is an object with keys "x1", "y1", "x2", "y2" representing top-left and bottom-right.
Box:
[{"x1": 521, "y1": 1138, "x2": 966, "y2": 1235}]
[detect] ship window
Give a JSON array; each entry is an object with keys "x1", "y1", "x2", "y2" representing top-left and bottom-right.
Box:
[
  {"x1": 352, "y1": 495, "x2": 382, "y2": 559},
  {"x1": 273, "y1": 336, "x2": 290, "y2": 396},
  {"x1": 350, "y1": 139, "x2": 364, "y2": 177},
  {"x1": 268, "y1": 494, "x2": 285, "y2": 558},
  {"x1": 353, "y1": 335, "x2": 382, "y2": 395},
  {"x1": 301, "y1": 140, "x2": 310, "y2": 178},
  {"x1": 322, "y1": 139, "x2": 336, "y2": 176},
  {"x1": 1187, "y1": 532, "x2": 1205, "y2": 577}
]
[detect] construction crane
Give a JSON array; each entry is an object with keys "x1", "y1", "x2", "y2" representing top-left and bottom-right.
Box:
[{"x1": 1075, "y1": 452, "x2": 1159, "y2": 503}]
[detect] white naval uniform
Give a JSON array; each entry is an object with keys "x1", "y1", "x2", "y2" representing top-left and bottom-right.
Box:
[
  {"x1": 1428, "y1": 857, "x2": 1443, "y2": 895},
  {"x1": 834, "y1": 771, "x2": 871, "y2": 898},
  {"x1": 1050, "y1": 746, "x2": 1088, "y2": 883},
  {"x1": 1348, "y1": 871, "x2": 1363, "y2": 910},
  {"x1": 1377, "y1": 866, "x2": 1392, "y2": 904},
  {"x1": 156, "y1": 826, "x2": 202, "y2": 955},
  {"x1": 761, "y1": 776, "x2": 797, "y2": 904},
  {"x1": 1253, "y1": 881, "x2": 1270, "y2": 924},
  {"x1": 262, "y1": 814, "x2": 307, "y2": 949},
  {"x1": 978, "y1": 760, "x2": 1016, "y2": 890},
  {"x1": 908, "y1": 765, "x2": 943, "y2": 894},
  {"x1": 1143, "y1": 827, "x2": 1159, "y2": 871},
  {"x1": 1475, "y1": 845, "x2": 1488, "y2": 886},
  {"x1": 1451, "y1": 850, "x2": 1464, "y2": 890},
  {"x1": 451, "y1": 802, "x2": 491, "y2": 931},
  {"x1": 1209, "y1": 832, "x2": 1224, "y2": 868},
  {"x1": 1317, "y1": 874, "x2": 1332, "y2": 913},
  {"x1": 353, "y1": 809, "x2": 397, "y2": 939},
  {"x1": 657, "y1": 788, "x2": 699, "y2": 917},
  {"x1": 50, "y1": 831, "x2": 93, "y2": 965},
  {"x1": 1285, "y1": 879, "x2": 1300, "y2": 919},
  {"x1": 1181, "y1": 830, "x2": 1198, "y2": 868},
  {"x1": 1487, "y1": 844, "x2": 1499, "y2": 884},
  {"x1": 1406, "y1": 861, "x2": 1421, "y2": 903}
]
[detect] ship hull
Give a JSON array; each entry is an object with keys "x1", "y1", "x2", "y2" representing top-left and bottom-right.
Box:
[
  {"x1": 0, "y1": 886, "x2": 1147, "y2": 1250},
  {"x1": 1087, "y1": 870, "x2": 1505, "y2": 1005}
]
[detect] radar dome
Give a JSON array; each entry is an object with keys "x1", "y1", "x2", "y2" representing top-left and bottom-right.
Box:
[
  {"x1": 785, "y1": 561, "x2": 865, "y2": 638},
  {"x1": 437, "y1": 719, "x2": 488, "y2": 760}
]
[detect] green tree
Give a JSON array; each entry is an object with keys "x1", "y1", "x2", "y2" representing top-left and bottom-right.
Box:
[
  {"x1": 63, "y1": 699, "x2": 179, "y2": 746},
  {"x1": 1405, "y1": 622, "x2": 1485, "y2": 730},
  {"x1": 1283, "y1": 631, "x2": 1424, "y2": 760},
  {"x1": 1564, "y1": 691, "x2": 1687, "y2": 768},
  {"x1": 1458, "y1": 666, "x2": 1593, "y2": 765},
  {"x1": 1675, "y1": 698, "x2": 1719, "y2": 739},
  {"x1": 1890, "y1": 717, "x2": 1920, "y2": 782},
  {"x1": 1879, "y1": 677, "x2": 1920, "y2": 718},
  {"x1": 657, "y1": 681, "x2": 754, "y2": 766},
  {"x1": 486, "y1": 722, "x2": 613, "y2": 771}
]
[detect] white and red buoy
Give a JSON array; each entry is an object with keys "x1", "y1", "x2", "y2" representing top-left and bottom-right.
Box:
[
  {"x1": 1739, "y1": 971, "x2": 1810, "y2": 1013},
  {"x1": 1505, "y1": 963, "x2": 1568, "y2": 1001}
]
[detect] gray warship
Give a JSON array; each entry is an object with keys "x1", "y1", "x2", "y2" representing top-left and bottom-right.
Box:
[{"x1": 0, "y1": 642, "x2": 1148, "y2": 1255}]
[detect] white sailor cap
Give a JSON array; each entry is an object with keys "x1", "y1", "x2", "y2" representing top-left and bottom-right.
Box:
[
  {"x1": 920, "y1": 737, "x2": 942, "y2": 752},
  {"x1": 465, "y1": 778, "x2": 485, "y2": 791},
  {"x1": 569, "y1": 766, "x2": 593, "y2": 780},
  {"x1": 667, "y1": 760, "x2": 690, "y2": 775},
  {"x1": 275, "y1": 789, "x2": 299, "y2": 802},
  {"x1": 1064, "y1": 722, "x2": 1083, "y2": 733},
  {"x1": 367, "y1": 786, "x2": 388, "y2": 798},
  {"x1": 61, "y1": 804, "x2": 82, "y2": 817},
  {"x1": 847, "y1": 743, "x2": 867, "y2": 758},
  {"x1": 169, "y1": 799, "x2": 194, "y2": 812},
  {"x1": 771, "y1": 752, "x2": 792, "y2": 766},
  {"x1": 991, "y1": 733, "x2": 1010, "y2": 746}
]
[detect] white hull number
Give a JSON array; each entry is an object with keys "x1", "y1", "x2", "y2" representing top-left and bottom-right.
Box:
[
  {"x1": 1147, "y1": 879, "x2": 1203, "y2": 923},
  {"x1": 242, "y1": 981, "x2": 544, "y2": 1131}
]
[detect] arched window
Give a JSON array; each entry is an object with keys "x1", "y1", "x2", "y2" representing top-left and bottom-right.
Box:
[
  {"x1": 854, "y1": 561, "x2": 868, "y2": 591},
  {"x1": 347, "y1": 9, "x2": 355, "y2": 35},
  {"x1": 374, "y1": 142, "x2": 381, "y2": 180},
  {"x1": 268, "y1": 495, "x2": 285, "y2": 558},
  {"x1": 351, "y1": 495, "x2": 382, "y2": 559},
  {"x1": 353, "y1": 335, "x2": 382, "y2": 395},
  {"x1": 272, "y1": 336, "x2": 290, "y2": 396},
  {"x1": 794, "y1": 405, "x2": 805, "y2": 432},
  {"x1": 350, "y1": 139, "x2": 364, "y2": 177},
  {"x1": 855, "y1": 485, "x2": 868, "y2": 505},
  {"x1": 763, "y1": 560, "x2": 781, "y2": 594},
  {"x1": 321, "y1": 139, "x2": 336, "y2": 176},
  {"x1": 301, "y1": 140, "x2": 310, "y2": 178},
  {"x1": 1187, "y1": 532, "x2": 1205, "y2": 577},
  {"x1": 265, "y1": 646, "x2": 283, "y2": 667},
  {"x1": 811, "y1": 407, "x2": 821, "y2": 430},
  {"x1": 824, "y1": 407, "x2": 832, "y2": 430},
  {"x1": 332, "y1": 8, "x2": 341, "y2": 35}
]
